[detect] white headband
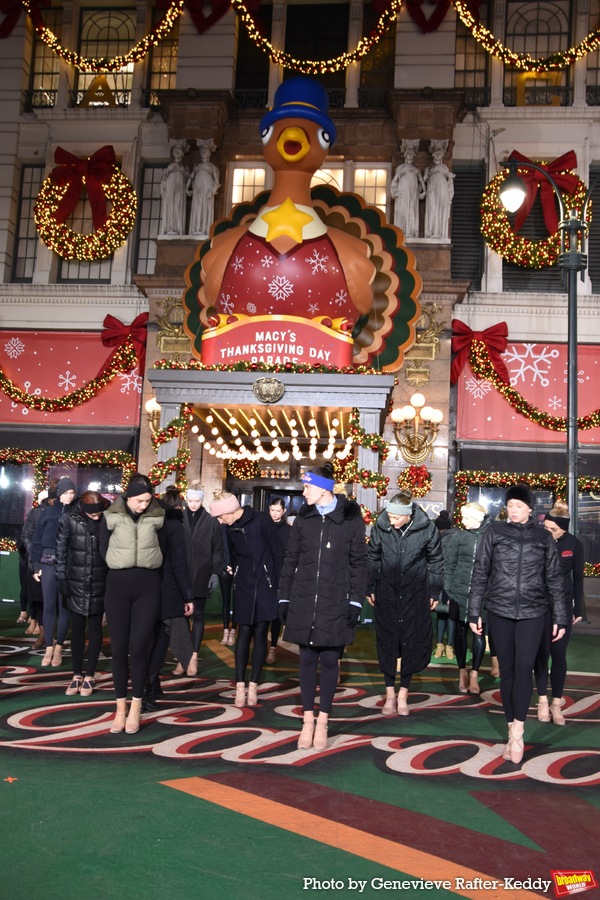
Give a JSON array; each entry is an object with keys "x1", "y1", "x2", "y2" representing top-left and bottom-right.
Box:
[{"x1": 186, "y1": 489, "x2": 204, "y2": 501}]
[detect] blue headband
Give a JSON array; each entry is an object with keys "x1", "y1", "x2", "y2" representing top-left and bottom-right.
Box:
[{"x1": 302, "y1": 471, "x2": 335, "y2": 491}]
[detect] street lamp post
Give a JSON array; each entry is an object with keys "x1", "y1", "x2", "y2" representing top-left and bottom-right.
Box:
[{"x1": 500, "y1": 159, "x2": 591, "y2": 537}]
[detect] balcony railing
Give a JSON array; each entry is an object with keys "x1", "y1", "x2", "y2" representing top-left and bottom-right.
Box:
[
  {"x1": 503, "y1": 85, "x2": 572, "y2": 107},
  {"x1": 24, "y1": 88, "x2": 58, "y2": 110}
]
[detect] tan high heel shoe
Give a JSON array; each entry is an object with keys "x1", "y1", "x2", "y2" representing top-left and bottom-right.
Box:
[
  {"x1": 125, "y1": 698, "x2": 143, "y2": 734},
  {"x1": 537, "y1": 696, "x2": 551, "y2": 722},
  {"x1": 502, "y1": 723, "x2": 513, "y2": 760},
  {"x1": 297, "y1": 712, "x2": 315, "y2": 749},
  {"x1": 234, "y1": 682, "x2": 246, "y2": 708},
  {"x1": 509, "y1": 721, "x2": 525, "y2": 764},
  {"x1": 313, "y1": 712, "x2": 329, "y2": 751},
  {"x1": 550, "y1": 699, "x2": 566, "y2": 726},
  {"x1": 41, "y1": 644, "x2": 54, "y2": 666},
  {"x1": 247, "y1": 682, "x2": 258, "y2": 707},
  {"x1": 468, "y1": 670, "x2": 480, "y2": 695},
  {"x1": 458, "y1": 669, "x2": 469, "y2": 694},
  {"x1": 186, "y1": 653, "x2": 198, "y2": 677},
  {"x1": 381, "y1": 689, "x2": 396, "y2": 715},
  {"x1": 51, "y1": 643, "x2": 63, "y2": 667},
  {"x1": 397, "y1": 687, "x2": 410, "y2": 716},
  {"x1": 110, "y1": 699, "x2": 128, "y2": 734}
]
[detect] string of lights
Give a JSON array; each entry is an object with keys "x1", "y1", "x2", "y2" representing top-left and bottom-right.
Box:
[{"x1": 20, "y1": 0, "x2": 184, "y2": 73}]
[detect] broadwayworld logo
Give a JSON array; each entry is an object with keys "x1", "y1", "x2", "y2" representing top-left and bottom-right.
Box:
[{"x1": 551, "y1": 871, "x2": 598, "y2": 897}]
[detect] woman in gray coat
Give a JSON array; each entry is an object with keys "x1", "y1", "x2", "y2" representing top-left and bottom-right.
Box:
[{"x1": 368, "y1": 491, "x2": 444, "y2": 716}]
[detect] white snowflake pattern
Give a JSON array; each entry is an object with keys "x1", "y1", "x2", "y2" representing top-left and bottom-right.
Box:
[
  {"x1": 232, "y1": 255, "x2": 245, "y2": 274},
  {"x1": 305, "y1": 249, "x2": 329, "y2": 275},
  {"x1": 268, "y1": 275, "x2": 294, "y2": 302},
  {"x1": 4, "y1": 337, "x2": 25, "y2": 359},
  {"x1": 58, "y1": 370, "x2": 76, "y2": 391},
  {"x1": 12, "y1": 380, "x2": 41, "y2": 415},
  {"x1": 332, "y1": 289, "x2": 348, "y2": 307},
  {"x1": 308, "y1": 303, "x2": 320, "y2": 315},
  {"x1": 220, "y1": 293, "x2": 234, "y2": 314},
  {"x1": 261, "y1": 256, "x2": 274, "y2": 268},
  {"x1": 246, "y1": 302, "x2": 257, "y2": 314},
  {"x1": 119, "y1": 369, "x2": 142, "y2": 394},
  {"x1": 503, "y1": 343, "x2": 560, "y2": 387},
  {"x1": 465, "y1": 376, "x2": 493, "y2": 400},
  {"x1": 548, "y1": 395, "x2": 563, "y2": 411}
]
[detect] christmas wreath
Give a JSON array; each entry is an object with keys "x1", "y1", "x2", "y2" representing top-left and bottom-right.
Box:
[
  {"x1": 34, "y1": 146, "x2": 137, "y2": 261},
  {"x1": 480, "y1": 152, "x2": 589, "y2": 268},
  {"x1": 397, "y1": 464, "x2": 432, "y2": 498}
]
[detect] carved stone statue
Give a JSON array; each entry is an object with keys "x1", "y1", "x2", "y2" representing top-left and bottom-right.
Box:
[
  {"x1": 390, "y1": 139, "x2": 425, "y2": 238},
  {"x1": 159, "y1": 139, "x2": 190, "y2": 236},
  {"x1": 424, "y1": 139, "x2": 455, "y2": 240},
  {"x1": 187, "y1": 139, "x2": 220, "y2": 237}
]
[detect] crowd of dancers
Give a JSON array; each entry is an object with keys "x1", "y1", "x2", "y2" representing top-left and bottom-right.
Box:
[{"x1": 16, "y1": 468, "x2": 583, "y2": 760}]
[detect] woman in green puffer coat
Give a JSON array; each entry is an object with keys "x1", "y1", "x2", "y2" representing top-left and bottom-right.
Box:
[{"x1": 443, "y1": 502, "x2": 491, "y2": 695}]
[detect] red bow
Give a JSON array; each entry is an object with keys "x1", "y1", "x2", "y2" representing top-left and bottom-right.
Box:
[
  {"x1": 0, "y1": 0, "x2": 49, "y2": 39},
  {"x1": 50, "y1": 146, "x2": 117, "y2": 230},
  {"x1": 100, "y1": 313, "x2": 149, "y2": 376},
  {"x1": 507, "y1": 150, "x2": 579, "y2": 236},
  {"x1": 450, "y1": 320, "x2": 510, "y2": 384}
]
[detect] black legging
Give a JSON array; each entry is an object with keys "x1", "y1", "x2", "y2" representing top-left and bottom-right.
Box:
[
  {"x1": 436, "y1": 612, "x2": 456, "y2": 646},
  {"x1": 270, "y1": 617, "x2": 282, "y2": 648},
  {"x1": 454, "y1": 619, "x2": 486, "y2": 671},
  {"x1": 534, "y1": 609, "x2": 572, "y2": 699},
  {"x1": 147, "y1": 621, "x2": 171, "y2": 683},
  {"x1": 219, "y1": 572, "x2": 235, "y2": 630},
  {"x1": 488, "y1": 611, "x2": 546, "y2": 722},
  {"x1": 104, "y1": 568, "x2": 161, "y2": 698},
  {"x1": 235, "y1": 621, "x2": 269, "y2": 683},
  {"x1": 299, "y1": 645, "x2": 343, "y2": 714},
  {"x1": 383, "y1": 672, "x2": 411, "y2": 689},
  {"x1": 70, "y1": 611, "x2": 103, "y2": 677},
  {"x1": 191, "y1": 596, "x2": 207, "y2": 652}
]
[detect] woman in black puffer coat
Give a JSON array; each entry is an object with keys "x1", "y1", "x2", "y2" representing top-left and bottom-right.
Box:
[
  {"x1": 278, "y1": 464, "x2": 367, "y2": 752},
  {"x1": 367, "y1": 490, "x2": 444, "y2": 718},
  {"x1": 469, "y1": 484, "x2": 567, "y2": 765},
  {"x1": 55, "y1": 491, "x2": 109, "y2": 697}
]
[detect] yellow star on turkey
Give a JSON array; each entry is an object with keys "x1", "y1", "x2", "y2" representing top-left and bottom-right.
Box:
[{"x1": 263, "y1": 197, "x2": 313, "y2": 245}]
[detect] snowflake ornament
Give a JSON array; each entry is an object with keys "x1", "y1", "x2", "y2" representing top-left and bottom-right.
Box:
[
  {"x1": 504, "y1": 343, "x2": 560, "y2": 387},
  {"x1": 119, "y1": 369, "x2": 142, "y2": 394},
  {"x1": 219, "y1": 293, "x2": 234, "y2": 314},
  {"x1": 268, "y1": 275, "x2": 294, "y2": 302},
  {"x1": 308, "y1": 303, "x2": 320, "y2": 315},
  {"x1": 260, "y1": 256, "x2": 274, "y2": 268},
  {"x1": 58, "y1": 370, "x2": 76, "y2": 391},
  {"x1": 333, "y1": 289, "x2": 348, "y2": 307},
  {"x1": 232, "y1": 256, "x2": 245, "y2": 274},
  {"x1": 4, "y1": 337, "x2": 25, "y2": 359},
  {"x1": 465, "y1": 376, "x2": 493, "y2": 400},
  {"x1": 305, "y1": 249, "x2": 329, "y2": 274}
]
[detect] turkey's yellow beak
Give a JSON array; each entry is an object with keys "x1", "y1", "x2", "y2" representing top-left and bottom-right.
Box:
[{"x1": 276, "y1": 125, "x2": 310, "y2": 162}]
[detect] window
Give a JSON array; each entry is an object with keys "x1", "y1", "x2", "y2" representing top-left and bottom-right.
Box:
[
  {"x1": 57, "y1": 175, "x2": 114, "y2": 282},
  {"x1": 586, "y1": 0, "x2": 600, "y2": 105},
  {"x1": 135, "y1": 166, "x2": 164, "y2": 276},
  {"x1": 27, "y1": 7, "x2": 62, "y2": 109},
  {"x1": 503, "y1": 2, "x2": 571, "y2": 107},
  {"x1": 501, "y1": 189, "x2": 563, "y2": 293},
  {"x1": 234, "y1": 2, "x2": 272, "y2": 106},
  {"x1": 230, "y1": 165, "x2": 268, "y2": 208},
  {"x1": 12, "y1": 166, "x2": 43, "y2": 282},
  {"x1": 587, "y1": 165, "x2": 600, "y2": 293},
  {"x1": 359, "y1": 3, "x2": 395, "y2": 107},
  {"x1": 75, "y1": 9, "x2": 136, "y2": 107},
  {"x1": 284, "y1": 4, "x2": 348, "y2": 94},
  {"x1": 147, "y1": 11, "x2": 179, "y2": 107},
  {"x1": 455, "y1": 2, "x2": 489, "y2": 108},
  {"x1": 450, "y1": 162, "x2": 485, "y2": 291},
  {"x1": 352, "y1": 167, "x2": 389, "y2": 214}
]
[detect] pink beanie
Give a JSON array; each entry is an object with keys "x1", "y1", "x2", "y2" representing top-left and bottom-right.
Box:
[{"x1": 210, "y1": 495, "x2": 241, "y2": 517}]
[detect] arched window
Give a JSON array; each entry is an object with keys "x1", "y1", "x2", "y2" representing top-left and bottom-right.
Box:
[
  {"x1": 75, "y1": 10, "x2": 136, "y2": 107},
  {"x1": 503, "y1": 1, "x2": 571, "y2": 107}
]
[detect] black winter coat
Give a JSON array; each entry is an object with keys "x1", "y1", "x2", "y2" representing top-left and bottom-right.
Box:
[
  {"x1": 367, "y1": 504, "x2": 444, "y2": 679},
  {"x1": 553, "y1": 532, "x2": 585, "y2": 619},
  {"x1": 226, "y1": 506, "x2": 278, "y2": 626},
  {"x1": 265, "y1": 516, "x2": 291, "y2": 590},
  {"x1": 278, "y1": 496, "x2": 367, "y2": 648},
  {"x1": 443, "y1": 517, "x2": 491, "y2": 623},
  {"x1": 30, "y1": 499, "x2": 74, "y2": 569},
  {"x1": 55, "y1": 502, "x2": 108, "y2": 616},
  {"x1": 159, "y1": 508, "x2": 194, "y2": 619},
  {"x1": 468, "y1": 519, "x2": 568, "y2": 626},
  {"x1": 18, "y1": 500, "x2": 50, "y2": 563},
  {"x1": 181, "y1": 506, "x2": 223, "y2": 598}
]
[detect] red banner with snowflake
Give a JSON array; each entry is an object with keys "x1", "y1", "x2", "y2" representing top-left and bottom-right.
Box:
[
  {"x1": 0, "y1": 330, "x2": 142, "y2": 426},
  {"x1": 456, "y1": 341, "x2": 600, "y2": 444}
]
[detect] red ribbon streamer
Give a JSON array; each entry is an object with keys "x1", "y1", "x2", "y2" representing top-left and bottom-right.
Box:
[
  {"x1": 508, "y1": 150, "x2": 579, "y2": 236},
  {"x1": 450, "y1": 320, "x2": 510, "y2": 385},
  {"x1": 0, "y1": 0, "x2": 49, "y2": 39},
  {"x1": 100, "y1": 313, "x2": 149, "y2": 376},
  {"x1": 50, "y1": 145, "x2": 117, "y2": 230}
]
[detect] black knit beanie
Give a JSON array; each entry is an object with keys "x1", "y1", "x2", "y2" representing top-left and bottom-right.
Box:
[{"x1": 505, "y1": 483, "x2": 535, "y2": 509}]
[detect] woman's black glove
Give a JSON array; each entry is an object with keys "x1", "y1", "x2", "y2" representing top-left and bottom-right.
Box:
[
  {"x1": 278, "y1": 601, "x2": 289, "y2": 624},
  {"x1": 347, "y1": 603, "x2": 361, "y2": 628}
]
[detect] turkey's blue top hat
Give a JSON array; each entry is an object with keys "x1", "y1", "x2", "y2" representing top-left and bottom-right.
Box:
[{"x1": 260, "y1": 77, "x2": 337, "y2": 147}]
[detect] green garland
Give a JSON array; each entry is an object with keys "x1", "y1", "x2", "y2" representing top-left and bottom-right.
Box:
[
  {"x1": 148, "y1": 449, "x2": 191, "y2": 492},
  {"x1": 348, "y1": 408, "x2": 390, "y2": 461},
  {"x1": 151, "y1": 404, "x2": 193, "y2": 450},
  {"x1": 154, "y1": 359, "x2": 385, "y2": 376}
]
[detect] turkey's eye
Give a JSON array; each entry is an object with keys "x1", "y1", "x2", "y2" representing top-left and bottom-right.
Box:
[
  {"x1": 317, "y1": 129, "x2": 331, "y2": 150},
  {"x1": 261, "y1": 125, "x2": 274, "y2": 145}
]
